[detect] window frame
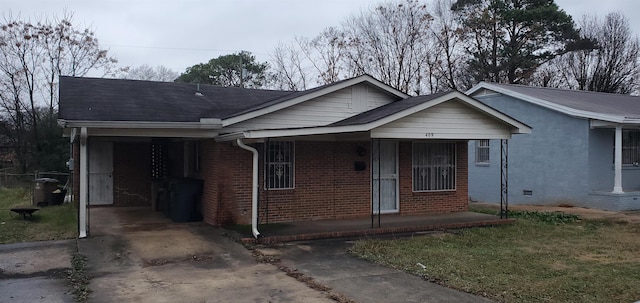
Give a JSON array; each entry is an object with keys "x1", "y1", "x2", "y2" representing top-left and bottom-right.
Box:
[
  {"x1": 622, "y1": 129, "x2": 640, "y2": 165},
  {"x1": 412, "y1": 142, "x2": 457, "y2": 192},
  {"x1": 475, "y1": 139, "x2": 490, "y2": 165},
  {"x1": 264, "y1": 140, "x2": 295, "y2": 190}
]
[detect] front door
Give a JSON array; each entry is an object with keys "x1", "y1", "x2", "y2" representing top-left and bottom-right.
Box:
[
  {"x1": 372, "y1": 140, "x2": 399, "y2": 213},
  {"x1": 89, "y1": 141, "x2": 113, "y2": 205}
]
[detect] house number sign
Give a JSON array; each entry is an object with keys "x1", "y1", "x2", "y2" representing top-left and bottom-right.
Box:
[{"x1": 425, "y1": 132, "x2": 435, "y2": 137}]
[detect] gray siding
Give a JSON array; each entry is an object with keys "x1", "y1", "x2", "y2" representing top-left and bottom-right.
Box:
[
  {"x1": 468, "y1": 94, "x2": 591, "y2": 205},
  {"x1": 589, "y1": 128, "x2": 614, "y2": 191}
]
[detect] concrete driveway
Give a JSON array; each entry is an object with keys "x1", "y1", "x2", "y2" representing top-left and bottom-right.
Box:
[
  {"x1": 260, "y1": 238, "x2": 494, "y2": 303},
  {"x1": 80, "y1": 207, "x2": 335, "y2": 303},
  {"x1": 2, "y1": 207, "x2": 497, "y2": 303},
  {"x1": 0, "y1": 240, "x2": 75, "y2": 303}
]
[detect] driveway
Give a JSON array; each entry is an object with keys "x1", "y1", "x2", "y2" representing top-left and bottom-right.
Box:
[
  {"x1": 259, "y1": 238, "x2": 494, "y2": 303},
  {"x1": 80, "y1": 207, "x2": 335, "y2": 303},
  {"x1": 2, "y1": 206, "x2": 498, "y2": 303},
  {"x1": 0, "y1": 240, "x2": 75, "y2": 303}
]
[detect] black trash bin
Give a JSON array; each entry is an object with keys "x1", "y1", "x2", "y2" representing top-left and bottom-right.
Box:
[
  {"x1": 51, "y1": 188, "x2": 67, "y2": 206},
  {"x1": 168, "y1": 178, "x2": 203, "y2": 222},
  {"x1": 33, "y1": 178, "x2": 59, "y2": 207}
]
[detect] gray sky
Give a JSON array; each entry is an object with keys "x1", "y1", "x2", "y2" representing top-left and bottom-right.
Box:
[{"x1": 3, "y1": 0, "x2": 640, "y2": 75}]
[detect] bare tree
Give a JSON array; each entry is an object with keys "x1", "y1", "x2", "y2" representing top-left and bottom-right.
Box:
[
  {"x1": 342, "y1": 0, "x2": 435, "y2": 94},
  {"x1": 269, "y1": 40, "x2": 311, "y2": 91},
  {"x1": 0, "y1": 12, "x2": 118, "y2": 171},
  {"x1": 429, "y1": 0, "x2": 468, "y2": 91},
  {"x1": 40, "y1": 12, "x2": 119, "y2": 124},
  {"x1": 124, "y1": 64, "x2": 179, "y2": 82},
  {"x1": 302, "y1": 27, "x2": 347, "y2": 85},
  {"x1": 535, "y1": 12, "x2": 640, "y2": 94}
]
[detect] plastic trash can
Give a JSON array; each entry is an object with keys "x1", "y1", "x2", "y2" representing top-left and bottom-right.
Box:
[{"x1": 33, "y1": 178, "x2": 59, "y2": 206}]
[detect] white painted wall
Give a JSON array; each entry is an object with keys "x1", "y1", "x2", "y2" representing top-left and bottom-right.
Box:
[
  {"x1": 371, "y1": 100, "x2": 512, "y2": 139},
  {"x1": 223, "y1": 83, "x2": 398, "y2": 133}
]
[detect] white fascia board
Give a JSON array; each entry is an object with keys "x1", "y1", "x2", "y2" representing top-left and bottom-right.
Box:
[
  {"x1": 241, "y1": 125, "x2": 368, "y2": 140},
  {"x1": 58, "y1": 119, "x2": 222, "y2": 129},
  {"x1": 220, "y1": 91, "x2": 532, "y2": 140},
  {"x1": 467, "y1": 82, "x2": 625, "y2": 123},
  {"x1": 215, "y1": 132, "x2": 247, "y2": 142},
  {"x1": 87, "y1": 128, "x2": 218, "y2": 138},
  {"x1": 362, "y1": 91, "x2": 531, "y2": 134},
  {"x1": 591, "y1": 119, "x2": 640, "y2": 128},
  {"x1": 222, "y1": 75, "x2": 409, "y2": 127}
]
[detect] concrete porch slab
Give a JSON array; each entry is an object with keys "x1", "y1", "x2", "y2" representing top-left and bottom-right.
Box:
[{"x1": 237, "y1": 212, "x2": 514, "y2": 243}]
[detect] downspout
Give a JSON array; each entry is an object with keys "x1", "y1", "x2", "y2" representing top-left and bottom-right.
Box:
[
  {"x1": 79, "y1": 127, "x2": 88, "y2": 238},
  {"x1": 236, "y1": 139, "x2": 260, "y2": 238}
]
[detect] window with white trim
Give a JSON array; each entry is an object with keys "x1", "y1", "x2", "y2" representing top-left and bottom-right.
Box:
[
  {"x1": 265, "y1": 141, "x2": 294, "y2": 189},
  {"x1": 412, "y1": 142, "x2": 456, "y2": 191},
  {"x1": 475, "y1": 140, "x2": 490, "y2": 164},
  {"x1": 623, "y1": 130, "x2": 640, "y2": 165}
]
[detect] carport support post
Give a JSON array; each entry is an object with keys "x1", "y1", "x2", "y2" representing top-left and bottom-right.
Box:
[
  {"x1": 79, "y1": 127, "x2": 89, "y2": 238},
  {"x1": 613, "y1": 126, "x2": 624, "y2": 193}
]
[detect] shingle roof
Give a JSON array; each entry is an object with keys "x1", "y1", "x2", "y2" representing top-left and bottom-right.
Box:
[
  {"x1": 58, "y1": 77, "x2": 293, "y2": 122},
  {"x1": 330, "y1": 90, "x2": 451, "y2": 126},
  {"x1": 480, "y1": 83, "x2": 640, "y2": 119}
]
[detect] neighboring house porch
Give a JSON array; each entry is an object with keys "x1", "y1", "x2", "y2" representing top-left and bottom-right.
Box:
[{"x1": 467, "y1": 83, "x2": 640, "y2": 211}]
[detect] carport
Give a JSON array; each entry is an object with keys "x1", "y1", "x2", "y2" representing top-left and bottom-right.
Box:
[{"x1": 64, "y1": 126, "x2": 218, "y2": 237}]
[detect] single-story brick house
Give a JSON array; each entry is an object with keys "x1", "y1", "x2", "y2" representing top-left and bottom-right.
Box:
[
  {"x1": 58, "y1": 75, "x2": 530, "y2": 238},
  {"x1": 467, "y1": 82, "x2": 640, "y2": 211}
]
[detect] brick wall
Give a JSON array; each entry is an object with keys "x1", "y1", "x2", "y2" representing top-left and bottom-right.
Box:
[
  {"x1": 398, "y1": 141, "x2": 469, "y2": 214},
  {"x1": 112, "y1": 142, "x2": 152, "y2": 207},
  {"x1": 257, "y1": 141, "x2": 371, "y2": 224},
  {"x1": 200, "y1": 140, "x2": 469, "y2": 226}
]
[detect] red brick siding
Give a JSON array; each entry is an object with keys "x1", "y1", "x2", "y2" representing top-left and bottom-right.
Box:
[
  {"x1": 398, "y1": 141, "x2": 468, "y2": 214},
  {"x1": 112, "y1": 142, "x2": 152, "y2": 207},
  {"x1": 199, "y1": 140, "x2": 218, "y2": 225},
  {"x1": 199, "y1": 140, "x2": 254, "y2": 226},
  {"x1": 200, "y1": 140, "x2": 469, "y2": 226},
  {"x1": 257, "y1": 141, "x2": 371, "y2": 224}
]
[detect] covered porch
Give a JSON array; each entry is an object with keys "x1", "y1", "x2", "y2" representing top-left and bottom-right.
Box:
[{"x1": 589, "y1": 121, "x2": 640, "y2": 210}]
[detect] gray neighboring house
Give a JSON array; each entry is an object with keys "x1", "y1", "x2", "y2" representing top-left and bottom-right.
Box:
[{"x1": 466, "y1": 82, "x2": 640, "y2": 211}]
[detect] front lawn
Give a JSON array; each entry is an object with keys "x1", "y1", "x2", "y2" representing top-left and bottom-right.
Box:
[
  {"x1": 350, "y1": 210, "x2": 640, "y2": 303},
  {"x1": 0, "y1": 187, "x2": 77, "y2": 244}
]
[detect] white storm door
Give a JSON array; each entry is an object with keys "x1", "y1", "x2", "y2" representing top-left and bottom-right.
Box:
[
  {"x1": 89, "y1": 141, "x2": 113, "y2": 205},
  {"x1": 372, "y1": 141, "x2": 399, "y2": 213}
]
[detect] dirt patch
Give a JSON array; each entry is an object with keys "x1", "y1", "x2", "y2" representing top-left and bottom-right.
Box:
[{"x1": 143, "y1": 253, "x2": 215, "y2": 267}]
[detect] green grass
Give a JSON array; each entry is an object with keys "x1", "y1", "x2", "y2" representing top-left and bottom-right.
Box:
[
  {"x1": 350, "y1": 213, "x2": 640, "y2": 303},
  {"x1": 0, "y1": 187, "x2": 77, "y2": 244}
]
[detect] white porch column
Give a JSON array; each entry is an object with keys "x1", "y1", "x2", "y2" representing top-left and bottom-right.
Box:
[
  {"x1": 613, "y1": 126, "x2": 624, "y2": 193},
  {"x1": 79, "y1": 127, "x2": 89, "y2": 238}
]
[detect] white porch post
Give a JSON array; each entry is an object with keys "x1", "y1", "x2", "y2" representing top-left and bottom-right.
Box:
[
  {"x1": 613, "y1": 126, "x2": 624, "y2": 193},
  {"x1": 79, "y1": 127, "x2": 89, "y2": 238}
]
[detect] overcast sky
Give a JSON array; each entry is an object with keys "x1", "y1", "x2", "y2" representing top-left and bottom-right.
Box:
[{"x1": 3, "y1": 0, "x2": 640, "y2": 76}]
